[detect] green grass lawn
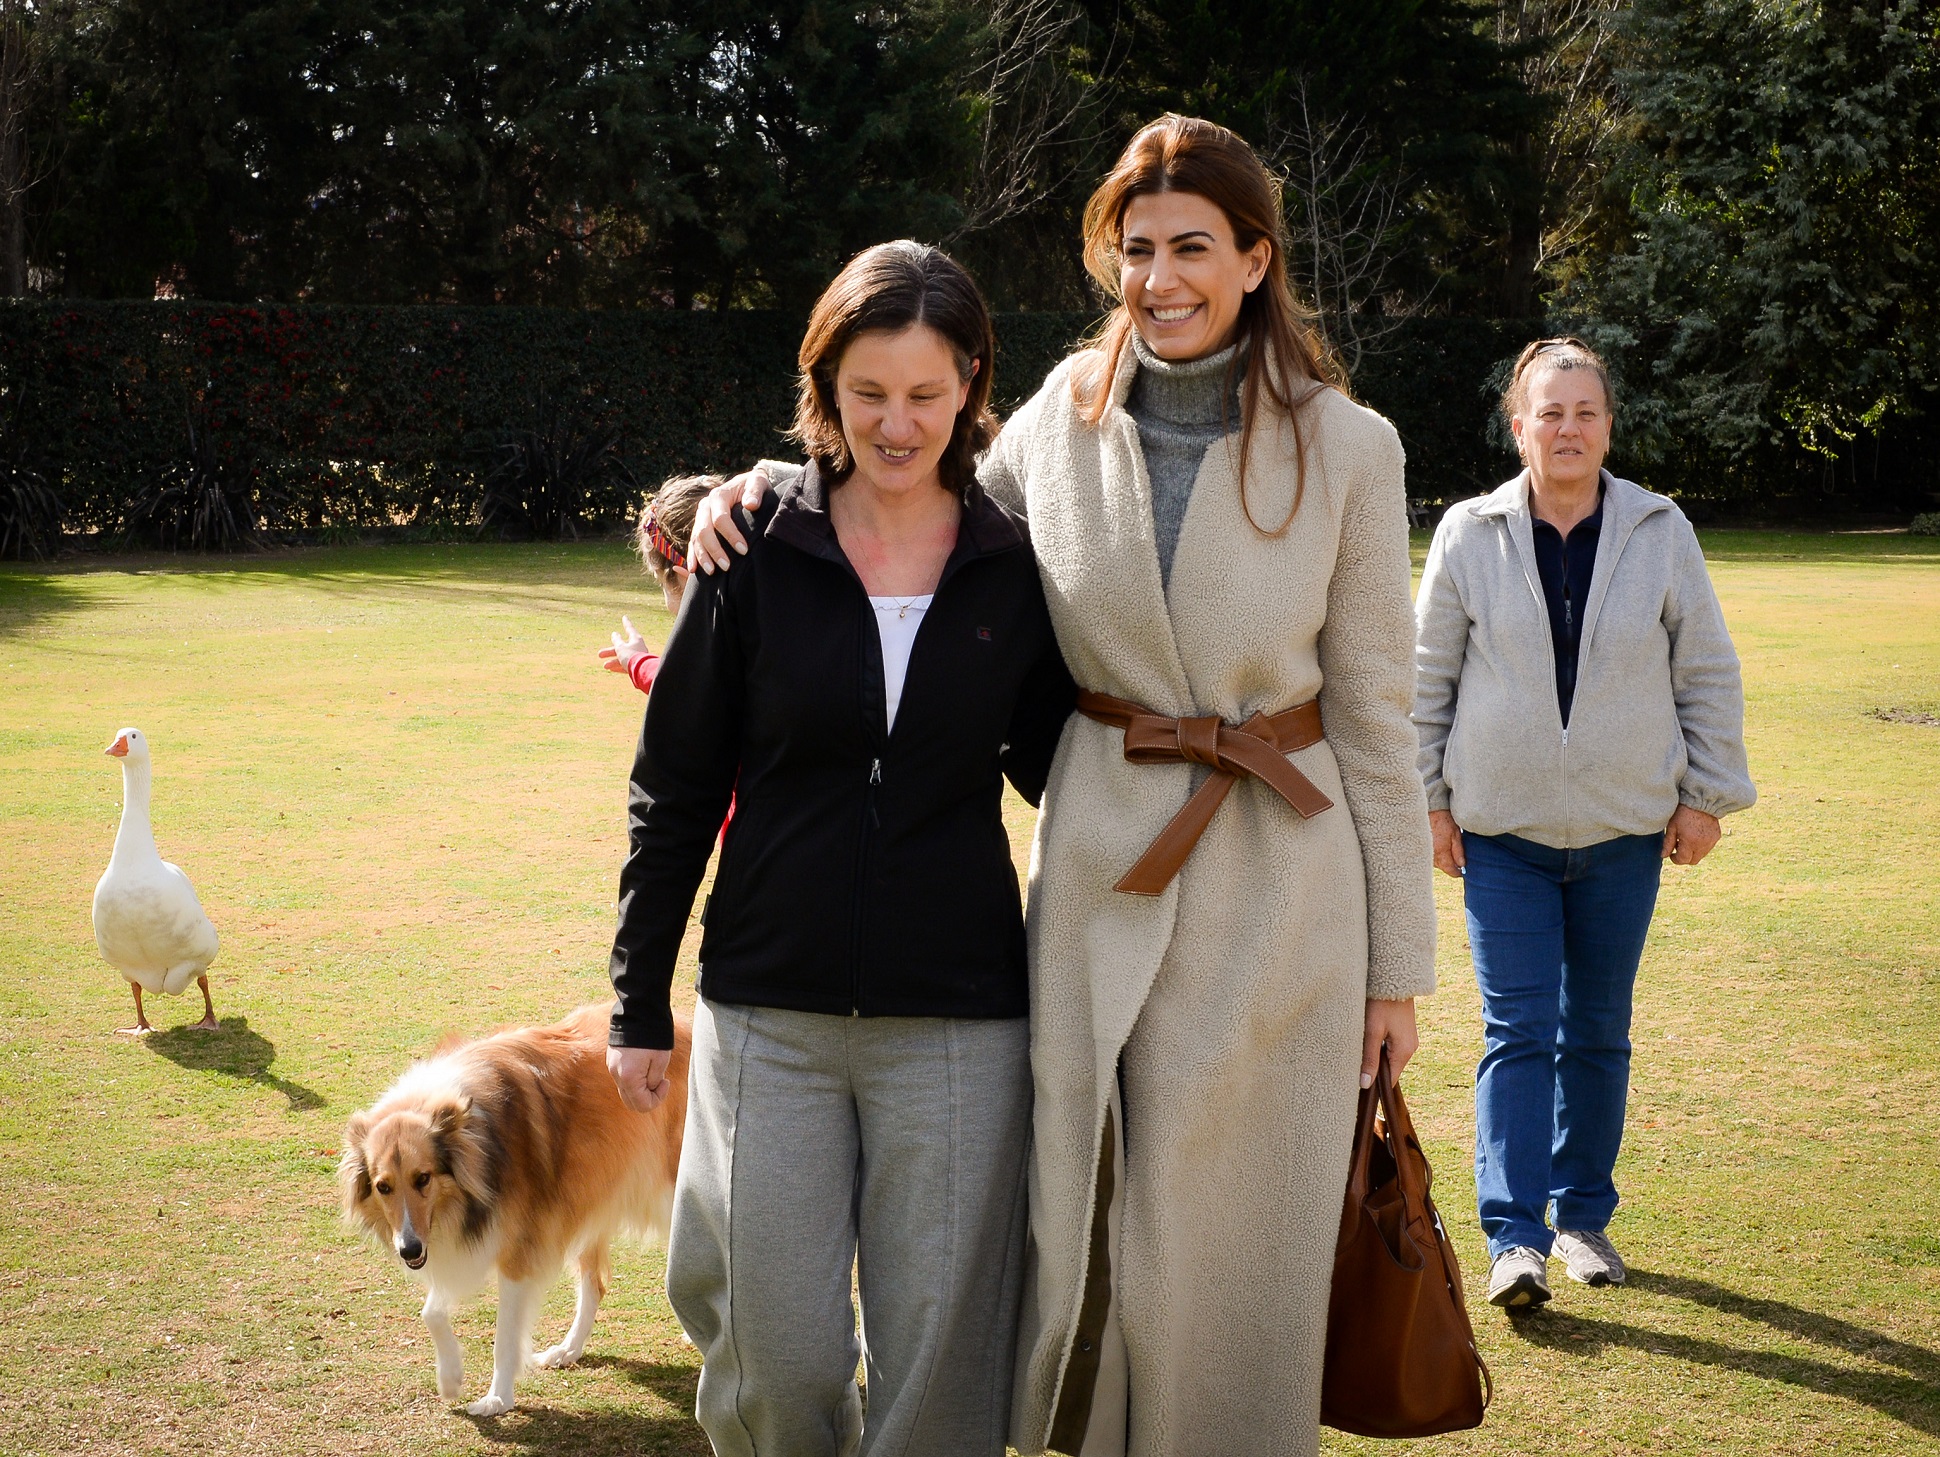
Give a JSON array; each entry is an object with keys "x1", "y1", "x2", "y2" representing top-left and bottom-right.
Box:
[{"x1": 1, "y1": 531, "x2": 1935, "y2": 1456}]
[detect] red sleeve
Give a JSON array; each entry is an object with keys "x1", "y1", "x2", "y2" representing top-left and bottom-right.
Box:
[{"x1": 627, "y1": 651, "x2": 661, "y2": 694}]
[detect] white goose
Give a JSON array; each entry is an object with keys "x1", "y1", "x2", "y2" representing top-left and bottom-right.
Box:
[{"x1": 93, "y1": 727, "x2": 220, "y2": 1034}]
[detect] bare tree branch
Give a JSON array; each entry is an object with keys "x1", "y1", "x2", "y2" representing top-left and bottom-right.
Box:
[
  {"x1": 946, "y1": 0, "x2": 1104, "y2": 241},
  {"x1": 0, "y1": 0, "x2": 32, "y2": 295},
  {"x1": 0, "y1": 0, "x2": 64, "y2": 297},
  {"x1": 1260, "y1": 77, "x2": 1416, "y2": 374},
  {"x1": 1497, "y1": 0, "x2": 1625, "y2": 290}
]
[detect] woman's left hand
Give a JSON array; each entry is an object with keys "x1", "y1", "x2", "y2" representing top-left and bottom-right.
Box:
[
  {"x1": 1361, "y1": 997, "x2": 1419, "y2": 1088},
  {"x1": 1662, "y1": 804, "x2": 1722, "y2": 865}
]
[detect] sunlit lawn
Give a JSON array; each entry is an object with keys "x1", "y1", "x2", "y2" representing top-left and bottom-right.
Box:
[{"x1": 0, "y1": 530, "x2": 1935, "y2": 1456}]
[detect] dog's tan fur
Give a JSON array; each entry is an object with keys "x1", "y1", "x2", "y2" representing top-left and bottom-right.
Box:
[{"x1": 340, "y1": 1002, "x2": 689, "y2": 1415}]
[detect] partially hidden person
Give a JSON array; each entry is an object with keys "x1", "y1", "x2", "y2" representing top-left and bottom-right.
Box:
[
  {"x1": 598, "y1": 472, "x2": 722, "y2": 692},
  {"x1": 605, "y1": 240, "x2": 1076, "y2": 1457},
  {"x1": 1412, "y1": 336, "x2": 1756, "y2": 1310},
  {"x1": 686, "y1": 114, "x2": 1436, "y2": 1457}
]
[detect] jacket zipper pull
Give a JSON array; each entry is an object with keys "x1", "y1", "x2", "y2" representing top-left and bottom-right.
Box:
[
  {"x1": 869, "y1": 758, "x2": 882, "y2": 785},
  {"x1": 868, "y1": 758, "x2": 882, "y2": 828}
]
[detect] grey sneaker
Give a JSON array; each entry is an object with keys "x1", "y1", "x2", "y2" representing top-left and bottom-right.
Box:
[
  {"x1": 1487, "y1": 1246, "x2": 1553, "y2": 1308},
  {"x1": 1553, "y1": 1227, "x2": 1627, "y2": 1287}
]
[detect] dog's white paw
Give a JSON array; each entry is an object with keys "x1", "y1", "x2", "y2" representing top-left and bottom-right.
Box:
[
  {"x1": 534, "y1": 1343, "x2": 583, "y2": 1369},
  {"x1": 465, "y1": 1393, "x2": 514, "y2": 1418},
  {"x1": 437, "y1": 1373, "x2": 464, "y2": 1403}
]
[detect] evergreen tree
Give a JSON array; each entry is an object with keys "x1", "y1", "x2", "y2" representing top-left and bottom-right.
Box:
[
  {"x1": 1067, "y1": 0, "x2": 1542, "y2": 315},
  {"x1": 1580, "y1": 0, "x2": 1940, "y2": 459},
  {"x1": 29, "y1": 0, "x2": 988, "y2": 306}
]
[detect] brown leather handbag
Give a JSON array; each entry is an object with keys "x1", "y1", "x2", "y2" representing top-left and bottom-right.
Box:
[{"x1": 1321, "y1": 1048, "x2": 1492, "y2": 1437}]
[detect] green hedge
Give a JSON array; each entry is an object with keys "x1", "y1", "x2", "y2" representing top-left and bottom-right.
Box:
[
  {"x1": 33, "y1": 300, "x2": 1887, "y2": 551},
  {"x1": 0, "y1": 304, "x2": 806, "y2": 538},
  {"x1": 0, "y1": 303, "x2": 1138, "y2": 545}
]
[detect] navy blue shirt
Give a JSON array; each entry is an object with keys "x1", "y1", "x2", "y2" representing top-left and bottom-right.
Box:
[{"x1": 1529, "y1": 495, "x2": 1603, "y2": 727}]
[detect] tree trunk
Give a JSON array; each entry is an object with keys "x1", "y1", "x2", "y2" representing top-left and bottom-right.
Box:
[
  {"x1": 0, "y1": 1, "x2": 26, "y2": 297},
  {"x1": 1499, "y1": 129, "x2": 1542, "y2": 318}
]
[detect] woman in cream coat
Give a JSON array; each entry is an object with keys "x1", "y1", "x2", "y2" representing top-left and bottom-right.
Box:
[{"x1": 691, "y1": 115, "x2": 1436, "y2": 1457}]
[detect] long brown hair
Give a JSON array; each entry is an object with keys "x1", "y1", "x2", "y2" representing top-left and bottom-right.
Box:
[
  {"x1": 791, "y1": 240, "x2": 999, "y2": 504},
  {"x1": 1074, "y1": 114, "x2": 1347, "y2": 534}
]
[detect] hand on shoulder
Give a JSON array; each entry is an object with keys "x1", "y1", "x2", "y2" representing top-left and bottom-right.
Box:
[{"x1": 690, "y1": 468, "x2": 770, "y2": 573}]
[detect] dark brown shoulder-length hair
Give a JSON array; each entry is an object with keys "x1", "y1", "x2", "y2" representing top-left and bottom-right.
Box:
[
  {"x1": 1074, "y1": 113, "x2": 1348, "y2": 535},
  {"x1": 791, "y1": 240, "x2": 999, "y2": 504}
]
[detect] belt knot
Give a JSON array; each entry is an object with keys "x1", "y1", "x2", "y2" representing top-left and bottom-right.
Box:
[
  {"x1": 1175, "y1": 715, "x2": 1224, "y2": 769},
  {"x1": 1076, "y1": 691, "x2": 1334, "y2": 896}
]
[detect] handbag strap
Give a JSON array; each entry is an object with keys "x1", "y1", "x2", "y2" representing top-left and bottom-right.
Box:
[
  {"x1": 1344, "y1": 1057, "x2": 1383, "y2": 1204},
  {"x1": 1432, "y1": 1219, "x2": 1495, "y2": 1410},
  {"x1": 1374, "y1": 1048, "x2": 1430, "y2": 1225}
]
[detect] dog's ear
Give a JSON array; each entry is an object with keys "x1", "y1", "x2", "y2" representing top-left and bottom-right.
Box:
[
  {"x1": 427, "y1": 1095, "x2": 471, "y2": 1143},
  {"x1": 339, "y1": 1112, "x2": 373, "y2": 1210},
  {"x1": 429, "y1": 1093, "x2": 499, "y2": 1236}
]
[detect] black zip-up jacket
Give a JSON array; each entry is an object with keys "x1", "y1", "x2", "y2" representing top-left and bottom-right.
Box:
[{"x1": 608, "y1": 464, "x2": 1076, "y2": 1050}]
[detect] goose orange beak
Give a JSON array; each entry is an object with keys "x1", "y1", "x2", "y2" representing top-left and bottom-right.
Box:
[{"x1": 106, "y1": 735, "x2": 129, "y2": 758}]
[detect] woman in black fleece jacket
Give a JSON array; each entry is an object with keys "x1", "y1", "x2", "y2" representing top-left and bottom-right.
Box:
[{"x1": 606, "y1": 241, "x2": 1073, "y2": 1456}]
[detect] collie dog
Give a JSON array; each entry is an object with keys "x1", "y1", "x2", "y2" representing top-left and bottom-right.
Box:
[{"x1": 340, "y1": 1002, "x2": 690, "y2": 1416}]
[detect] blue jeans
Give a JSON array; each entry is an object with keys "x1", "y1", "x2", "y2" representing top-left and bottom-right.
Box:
[{"x1": 1464, "y1": 831, "x2": 1663, "y2": 1257}]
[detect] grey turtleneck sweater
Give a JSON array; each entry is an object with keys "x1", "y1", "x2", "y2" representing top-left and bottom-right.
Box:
[{"x1": 1126, "y1": 330, "x2": 1244, "y2": 587}]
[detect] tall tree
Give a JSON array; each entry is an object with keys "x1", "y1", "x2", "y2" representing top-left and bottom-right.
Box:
[
  {"x1": 1068, "y1": 0, "x2": 1542, "y2": 316},
  {"x1": 26, "y1": 0, "x2": 1011, "y2": 306},
  {"x1": 0, "y1": 0, "x2": 35, "y2": 294},
  {"x1": 1493, "y1": 0, "x2": 1625, "y2": 315},
  {"x1": 1578, "y1": 0, "x2": 1940, "y2": 460},
  {"x1": 653, "y1": 0, "x2": 981, "y2": 310},
  {"x1": 299, "y1": 0, "x2": 691, "y2": 305}
]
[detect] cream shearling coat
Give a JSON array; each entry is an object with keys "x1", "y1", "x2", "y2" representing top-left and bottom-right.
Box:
[{"x1": 981, "y1": 345, "x2": 1438, "y2": 1457}]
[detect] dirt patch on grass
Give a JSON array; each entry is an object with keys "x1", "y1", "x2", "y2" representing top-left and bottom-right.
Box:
[{"x1": 1866, "y1": 706, "x2": 1940, "y2": 727}]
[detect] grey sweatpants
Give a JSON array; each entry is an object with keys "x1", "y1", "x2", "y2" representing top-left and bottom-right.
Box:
[{"x1": 668, "y1": 999, "x2": 1032, "y2": 1457}]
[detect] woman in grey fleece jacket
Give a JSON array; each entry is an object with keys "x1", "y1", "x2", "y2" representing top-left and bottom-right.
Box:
[{"x1": 1414, "y1": 337, "x2": 1755, "y2": 1311}]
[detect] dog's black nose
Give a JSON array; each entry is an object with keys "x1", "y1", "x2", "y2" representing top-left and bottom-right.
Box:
[{"x1": 397, "y1": 1237, "x2": 425, "y2": 1266}]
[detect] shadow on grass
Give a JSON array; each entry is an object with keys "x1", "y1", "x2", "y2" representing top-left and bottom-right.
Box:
[
  {"x1": 460, "y1": 1357, "x2": 708, "y2": 1456},
  {"x1": 0, "y1": 570, "x2": 104, "y2": 640},
  {"x1": 10, "y1": 542, "x2": 646, "y2": 627},
  {"x1": 1504, "y1": 1268, "x2": 1940, "y2": 1435},
  {"x1": 146, "y1": 1015, "x2": 326, "y2": 1111}
]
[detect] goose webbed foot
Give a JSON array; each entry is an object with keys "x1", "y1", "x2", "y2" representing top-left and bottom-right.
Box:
[
  {"x1": 118, "y1": 983, "x2": 156, "y2": 1036},
  {"x1": 189, "y1": 974, "x2": 218, "y2": 1031}
]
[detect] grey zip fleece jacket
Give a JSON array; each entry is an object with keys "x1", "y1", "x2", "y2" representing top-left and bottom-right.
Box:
[{"x1": 1414, "y1": 470, "x2": 1755, "y2": 848}]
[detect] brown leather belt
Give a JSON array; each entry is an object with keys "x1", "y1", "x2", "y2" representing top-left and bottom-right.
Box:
[{"x1": 1077, "y1": 690, "x2": 1334, "y2": 896}]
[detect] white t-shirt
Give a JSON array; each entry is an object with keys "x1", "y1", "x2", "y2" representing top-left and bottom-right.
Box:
[{"x1": 870, "y1": 595, "x2": 933, "y2": 732}]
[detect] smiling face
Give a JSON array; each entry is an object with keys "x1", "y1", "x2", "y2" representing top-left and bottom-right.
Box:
[
  {"x1": 1119, "y1": 190, "x2": 1271, "y2": 362},
  {"x1": 832, "y1": 324, "x2": 974, "y2": 500},
  {"x1": 1511, "y1": 363, "x2": 1612, "y2": 492}
]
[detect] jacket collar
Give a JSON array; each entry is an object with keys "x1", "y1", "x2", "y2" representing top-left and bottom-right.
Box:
[
  {"x1": 1479, "y1": 468, "x2": 1675, "y2": 686},
  {"x1": 765, "y1": 458, "x2": 1026, "y2": 573},
  {"x1": 1474, "y1": 468, "x2": 1669, "y2": 535}
]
